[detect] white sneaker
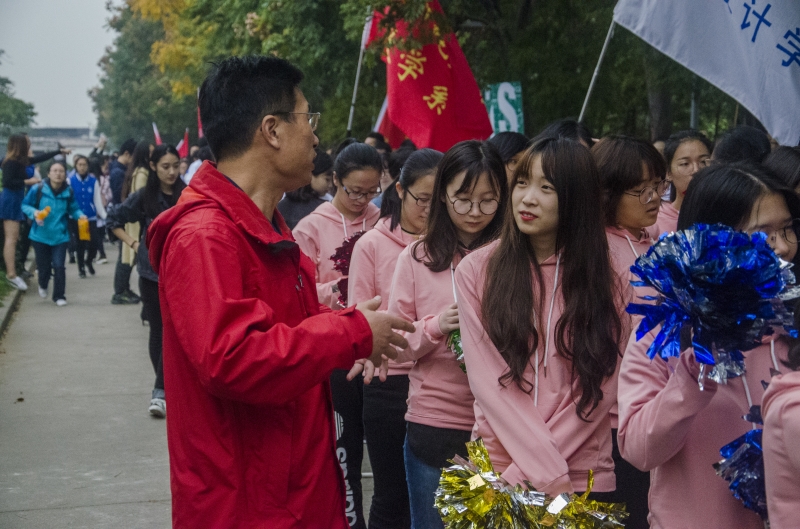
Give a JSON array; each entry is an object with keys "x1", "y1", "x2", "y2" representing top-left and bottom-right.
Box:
[
  {"x1": 96, "y1": 257, "x2": 108, "y2": 264},
  {"x1": 7, "y1": 275, "x2": 28, "y2": 291},
  {"x1": 55, "y1": 299, "x2": 67, "y2": 307},
  {"x1": 148, "y1": 398, "x2": 166, "y2": 418},
  {"x1": 38, "y1": 287, "x2": 47, "y2": 298}
]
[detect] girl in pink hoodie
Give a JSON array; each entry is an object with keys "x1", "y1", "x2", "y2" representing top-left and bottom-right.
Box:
[
  {"x1": 592, "y1": 135, "x2": 668, "y2": 529},
  {"x1": 293, "y1": 141, "x2": 383, "y2": 529},
  {"x1": 387, "y1": 140, "x2": 508, "y2": 529},
  {"x1": 456, "y1": 137, "x2": 626, "y2": 499},
  {"x1": 347, "y1": 148, "x2": 442, "y2": 528},
  {"x1": 652, "y1": 130, "x2": 712, "y2": 237},
  {"x1": 763, "y1": 338, "x2": 800, "y2": 529},
  {"x1": 618, "y1": 163, "x2": 800, "y2": 529}
]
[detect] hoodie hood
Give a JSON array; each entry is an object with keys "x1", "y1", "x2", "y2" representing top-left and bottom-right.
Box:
[
  {"x1": 374, "y1": 216, "x2": 419, "y2": 248},
  {"x1": 306, "y1": 201, "x2": 379, "y2": 238},
  {"x1": 147, "y1": 161, "x2": 293, "y2": 275},
  {"x1": 762, "y1": 370, "x2": 800, "y2": 419}
]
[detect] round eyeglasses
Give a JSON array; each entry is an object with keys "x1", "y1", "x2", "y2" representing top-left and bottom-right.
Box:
[
  {"x1": 767, "y1": 219, "x2": 800, "y2": 245},
  {"x1": 341, "y1": 183, "x2": 381, "y2": 201},
  {"x1": 623, "y1": 180, "x2": 671, "y2": 205},
  {"x1": 446, "y1": 195, "x2": 499, "y2": 215}
]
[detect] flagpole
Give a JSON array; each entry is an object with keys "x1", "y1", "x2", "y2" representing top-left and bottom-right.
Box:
[
  {"x1": 347, "y1": 12, "x2": 372, "y2": 138},
  {"x1": 578, "y1": 19, "x2": 616, "y2": 123}
]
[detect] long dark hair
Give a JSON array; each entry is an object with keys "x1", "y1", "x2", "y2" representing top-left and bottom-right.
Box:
[
  {"x1": 412, "y1": 141, "x2": 507, "y2": 272},
  {"x1": 3, "y1": 134, "x2": 29, "y2": 166},
  {"x1": 481, "y1": 137, "x2": 624, "y2": 419},
  {"x1": 764, "y1": 146, "x2": 800, "y2": 190},
  {"x1": 122, "y1": 141, "x2": 152, "y2": 201},
  {"x1": 380, "y1": 148, "x2": 442, "y2": 230},
  {"x1": 142, "y1": 145, "x2": 185, "y2": 221}
]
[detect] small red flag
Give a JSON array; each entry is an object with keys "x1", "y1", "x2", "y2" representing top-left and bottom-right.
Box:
[
  {"x1": 197, "y1": 105, "x2": 204, "y2": 138},
  {"x1": 152, "y1": 122, "x2": 163, "y2": 145},
  {"x1": 176, "y1": 128, "x2": 189, "y2": 158},
  {"x1": 367, "y1": 1, "x2": 492, "y2": 152}
]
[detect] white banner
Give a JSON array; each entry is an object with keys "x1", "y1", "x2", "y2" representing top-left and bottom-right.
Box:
[{"x1": 613, "y1": 0, "x2": 800, "y2": 146}]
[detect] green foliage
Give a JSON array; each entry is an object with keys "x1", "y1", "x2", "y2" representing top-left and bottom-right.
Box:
[
  {"x1": 90, "y1": 4, "x2": 197, "y2": 148},
  {"x1": 0, "y1": 51, "x2": 36, "y2": 133}
]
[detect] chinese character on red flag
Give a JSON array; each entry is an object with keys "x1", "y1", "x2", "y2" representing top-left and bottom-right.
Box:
[{"x1": 366, "y1": 1, "x2": 492, "y2": 152}]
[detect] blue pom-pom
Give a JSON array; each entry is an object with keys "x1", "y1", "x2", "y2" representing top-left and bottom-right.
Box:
[
  {"x1": 627, "y1": 223, "x2": 796, "y2": 382},
  {"x1": 714, "y1": 429, "x2": 767, "y2": 519}
]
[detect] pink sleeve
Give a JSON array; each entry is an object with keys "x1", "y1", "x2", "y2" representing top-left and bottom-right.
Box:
[
  {"x1": 294, "y1": 222, "x2": 340, "y2": 309},
  {"x1": 387, "y1": 250, "x2": 445, "y2": 363},
  {"x1": 347, "y1": 237, "x2": 377, "y2": 308},
  {"x1": 455, "y1": 263, "x2": 573, "y2": 496},
  {"x1": 781, "y1": 399, "x2": 800, "y2": 472},
  {"x1": 617, "y1": 328, "x2": 718, "y2": 471}
]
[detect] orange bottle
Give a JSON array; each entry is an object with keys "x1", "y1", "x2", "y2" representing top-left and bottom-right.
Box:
[
  {"x1": 35, "y1": 206, "x2": 52, "y2": 222},
  {"x1": 78, "y1": 217, "x2": 91, "y2": 241}
]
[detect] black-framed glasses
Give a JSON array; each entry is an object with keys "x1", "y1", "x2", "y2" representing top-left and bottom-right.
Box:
[
  {"x1": 405, "y1": 188, "x2": 432, "y2": 208},
  {"x1": 446, "y1": 194, "x2": 499, "y2": 215},
  {"x1": 767, "y1": 219, "x2": 800, "y2": 245},
  {"x1": 274, "y1": 111, "x2": 320, "y2": 131},
  {"x1": 341, "y1": 183, "x2": 381, "y2": 201},
  {"x1": 623, "y1": 180, "x2": 671, "y2": 205}
]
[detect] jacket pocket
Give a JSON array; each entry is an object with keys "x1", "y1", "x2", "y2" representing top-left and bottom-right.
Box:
[{"x1": 242, "y1": 403, "x2": 294, "y2": 511}]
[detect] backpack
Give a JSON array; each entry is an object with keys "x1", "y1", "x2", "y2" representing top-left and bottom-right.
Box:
[{"x1": 35, "y1": 178, "x2": 74, "y2": 209}]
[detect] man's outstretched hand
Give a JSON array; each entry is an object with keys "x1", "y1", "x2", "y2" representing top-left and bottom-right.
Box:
[{"x1": 347, "y1": 296, "x2": 415, "y2": 383}]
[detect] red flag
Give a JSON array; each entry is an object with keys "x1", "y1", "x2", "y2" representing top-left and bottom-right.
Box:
[
  {"x1": 374, "y1": 96, "x2": 408, "y2": 149},
  {"x1": 366, "y1": 2, "x2": 492, "y2": 152},
  {"x1": 152, "y1": 122, "x2": 163, "y2": 145},
  {"x1": 176, "y1": 128, "x2": 189, "y2": 158}
]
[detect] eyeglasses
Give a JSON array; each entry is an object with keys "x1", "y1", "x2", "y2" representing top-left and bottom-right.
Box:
[
  {"x1": 623, "y1": 180, "x2": 670, "y2": 205},
  {"x1": 766, "y1": 219, "x2": 800, "y2": 245},
  {"x1": 446, "y1": 194, "x2": 499, "y2": 215},
  {"x1": 673, "y1": 158, "x2": 711, "y2": 176},
  {"x1": 341, "y1": 183, "x2": 381, "y2": 201},
  {"x1": 274, "y1": 111, "x2": 320, "y2": 131},
  {"x1": 405, "y1": 188, "x2": 432, "y2": 208}
]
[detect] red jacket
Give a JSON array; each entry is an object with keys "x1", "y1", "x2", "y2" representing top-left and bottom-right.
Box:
[{"x1": 147, "y1": 161, "x2": 373, "y2": 528}]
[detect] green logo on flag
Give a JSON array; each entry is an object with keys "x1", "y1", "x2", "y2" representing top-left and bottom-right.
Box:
[{"x1": 484, "y1": 82, "x2": 524, "y2": 134}]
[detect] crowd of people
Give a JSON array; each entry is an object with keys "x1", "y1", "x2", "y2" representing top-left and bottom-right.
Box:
[{"x1": 3, "y1": 54, "x2": 800, "y2": 529}]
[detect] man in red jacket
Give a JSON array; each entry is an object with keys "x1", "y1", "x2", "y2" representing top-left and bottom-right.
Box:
[{"x1": 147, "y1": 56, "x2": 414, "y2": 528}]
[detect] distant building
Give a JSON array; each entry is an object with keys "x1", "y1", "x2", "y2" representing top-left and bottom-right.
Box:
[{"x1": 1, "y1": 128, "x2": 100, "y2": 161}]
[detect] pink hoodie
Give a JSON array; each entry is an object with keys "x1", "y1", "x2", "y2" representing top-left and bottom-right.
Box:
[
  {"x1": 455, "y1": 240, "x2": 618, "y2": 496},
  {"x1": 387, "y1": 242, "x2": 473, "y2": 431},
  {"x1": 347, "y1": 217, "x2": 418, "y2": 376},
  {"x1": 618, "y1": 328, "x2": 789, "y2": 529},
  {"x1": 762, "y1": 370, "x2": 800, "y2": 529},
  {"x1": 293, "y1": 201, "x2": 380, "y2": 309},
  {"x1": 652, "y1": 202, "x2": 679, "y2": 238}
]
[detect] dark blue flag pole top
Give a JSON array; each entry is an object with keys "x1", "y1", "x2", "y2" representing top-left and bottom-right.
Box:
[{"x1": 626, "y1": 223, "x2": 797, "y2": 384}]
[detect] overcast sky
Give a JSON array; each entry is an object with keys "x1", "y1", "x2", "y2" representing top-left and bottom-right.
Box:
[{"x1": 0, "y1": 0, "x2": 116, "y2": 129}]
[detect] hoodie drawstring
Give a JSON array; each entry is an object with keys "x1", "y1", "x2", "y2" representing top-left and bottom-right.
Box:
[
  {"x1": 741, "y1": 339, "x2": 780, "y2": 430},
  {"x1": 534, "y1": 255, "x2": 560, "y2": 407},
  {"x1": 338, "y1": 212, "x2": 366, "y2": 239}
]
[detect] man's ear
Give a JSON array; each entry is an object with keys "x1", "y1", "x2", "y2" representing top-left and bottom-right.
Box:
[{"x1": 259, "y1": 114, "x2": 281, "y2": 149}]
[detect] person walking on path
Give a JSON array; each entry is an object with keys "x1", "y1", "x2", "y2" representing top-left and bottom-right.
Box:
[
  {"x1": 146, "y1": 56, "x2": 414, "y2": 529},
  {"x1": 108, "y1": 144, "x2": 185, "y2": 418},
  {"x1": 21, "y1": 161, "x2": 85, "y2": 306},
  {"x1": 1, "y1": 134, "x2": 68, "y2": 290},
  {"x1": 69, "y1": 155, "x2": 107, "y2": 278},
  {"x1": 109, "y1": 138, "x2": 140, "y2": 305}
]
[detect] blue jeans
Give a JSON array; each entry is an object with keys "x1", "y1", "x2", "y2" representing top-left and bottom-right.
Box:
[
  {"x1": 32, "y1": 241, "x2": 68, "y2": 301},
  {"x1": 403, "y1": 436, "x2": 444, "y2": 529}
]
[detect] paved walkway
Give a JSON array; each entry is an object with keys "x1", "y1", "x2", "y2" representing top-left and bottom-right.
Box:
[{"x1": 0, "y1": 245, "x2": 373, "y2": 528}]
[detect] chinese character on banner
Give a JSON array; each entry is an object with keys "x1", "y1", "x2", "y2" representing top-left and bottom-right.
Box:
[
  {"x1": 423, "y1": 86, "x2": 448, "y2": 114},
  {"x1": 741, "y1": 0, "x2": 772, "y2": 42},
  {"x1": 777, "y1": 28, "x2": 800, "y2": 67},
  {"x1": 397, "y1": 50, "x2": 427, "y2": 81}
]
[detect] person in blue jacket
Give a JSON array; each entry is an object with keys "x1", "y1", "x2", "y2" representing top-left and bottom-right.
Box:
[{"x1": 21, "y1": 161, "x2": 85, "y2": 306}]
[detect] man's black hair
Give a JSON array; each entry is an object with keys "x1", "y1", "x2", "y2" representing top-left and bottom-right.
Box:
[
  {"x1": 199, "y1": 56, "x2": 304, "y2": 161},
  {"x1": 713, "y1": 125, "x2": 771, "y2": 164},
  {"x1": 119, "y1": 138, "x2": 137, "y2": 156},
  {"x1": 366, "y1": 132, "x2": 385, "y2": 143}
]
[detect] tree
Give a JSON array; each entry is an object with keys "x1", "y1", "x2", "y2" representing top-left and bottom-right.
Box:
[
  {"x1": 90, "y1": 2, "x2": 196, "y2": 148},
  {"x1": 0, "y1": 51, "x2": 36, "y2": 133}
]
